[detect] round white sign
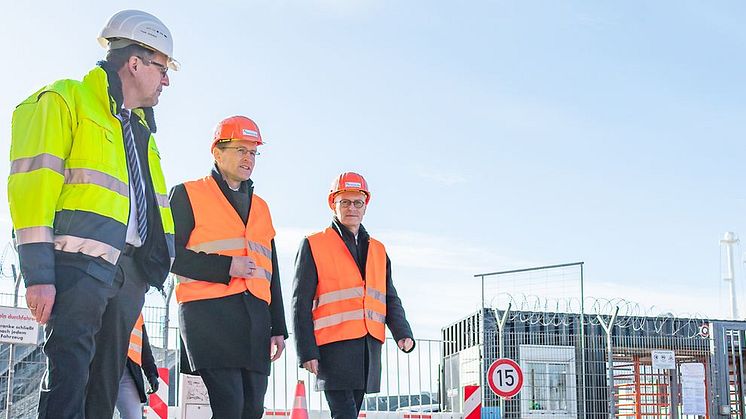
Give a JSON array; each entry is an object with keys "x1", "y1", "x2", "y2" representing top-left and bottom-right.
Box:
[{"x1": 487, "y1": 358, "x2": 524, "y2": 399}]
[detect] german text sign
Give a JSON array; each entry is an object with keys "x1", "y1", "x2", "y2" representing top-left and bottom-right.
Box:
[
  {"x1": 487, "y1": 358, "x2": 523, "y2": 399},
  {"x1": 0, "y1": 306, "x2": 38, "y2": 345}
]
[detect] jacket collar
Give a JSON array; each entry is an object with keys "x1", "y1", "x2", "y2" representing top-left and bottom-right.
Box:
[
  {"x1": 210, "y1": 164, "x2": 253, "y2": 193},
  {"x1": 87, "y1": 61, "x2": 158, "y2": 133},
  {"x1": 331, "y1": 218, "x2": 368, "y2": 244}
]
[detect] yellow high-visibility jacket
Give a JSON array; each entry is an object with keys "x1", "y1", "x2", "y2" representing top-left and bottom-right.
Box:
[{"x1": 8, "y1": 66, "x2": 175, "y2": 287}]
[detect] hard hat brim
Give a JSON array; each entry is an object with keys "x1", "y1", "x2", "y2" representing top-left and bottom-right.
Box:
[{"x1": 98, "y1": 37, "x2": 180, "y2": 71}]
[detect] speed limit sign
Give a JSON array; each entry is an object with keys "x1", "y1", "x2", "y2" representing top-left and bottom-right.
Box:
[{"x1": 487, "y1": 358, "x2": 524, "y2": 398}]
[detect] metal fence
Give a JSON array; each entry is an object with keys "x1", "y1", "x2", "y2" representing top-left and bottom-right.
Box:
[
  {"x1": 437, "y1": 261, "x2": 746, "y2": 419},
  {"x1": 0, "y1": 288, "x2": 444, "y2": 418},
  {"x1": 441, "y1": 304, "x2": 746, "y2": 418}
]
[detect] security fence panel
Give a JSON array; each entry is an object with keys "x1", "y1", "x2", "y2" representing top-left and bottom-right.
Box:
[
  {"x1": 710, "y1": 321, "x2": 746, "y2": 419},
  {"x1": 0, "y1": 282, "x2": 444, "y2": 419},
  {"x1": 442, "y1": 306, "x2": 726, "y2": 418}
]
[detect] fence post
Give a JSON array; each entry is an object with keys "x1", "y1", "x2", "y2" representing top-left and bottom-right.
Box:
[
  {"x1": 495, "y1": 304, "x2": 511, "y2": 417},
  {"x1": 161, "y1": 276, "x2": 174, "y2": 354},
  {"x1": 579, "y1": 263, "x2": 587, "y2": 418},
  {"x1": 598, "y1": 306, "x2": 619, "y2": 419},
  {"x1": 5, "y1": 264, "x2": 23, "y2": 419}
]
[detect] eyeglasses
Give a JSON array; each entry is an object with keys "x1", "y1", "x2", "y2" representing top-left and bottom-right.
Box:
[
  {"x1": 135, "y1": 55, "x2": 168, "y2": 77},
  {"x1": 336, "y1": 199, "x2": 365, "y2": 209},
  {"x1": 218, "y1": 146, "x2": 260, "y2": 157}
]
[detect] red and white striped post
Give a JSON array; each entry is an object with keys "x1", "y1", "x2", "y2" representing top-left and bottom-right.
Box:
[
  {"x1": 464, "y1": 385, "x2": 481, "y2": 419},
  {"x1": 148, "y1": 367, "x2": 169, "y2": 419}
]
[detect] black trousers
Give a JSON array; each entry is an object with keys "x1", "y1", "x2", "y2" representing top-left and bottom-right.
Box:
[
  {"x1": 36, "y1": 254, "x2": 147, "y2": 419},
  {"x1": 324, "y1": 390, "x2": 365, "y2": 419},
  {"x1": 199, "y1": 368, "x2": 268, "y2": 419}
]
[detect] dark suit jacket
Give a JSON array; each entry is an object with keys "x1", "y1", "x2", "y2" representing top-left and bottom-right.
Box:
[
  {"x1": 170, "y1": 168, "x2": 288, "y2": 375},
  {"x1": 292, "y1": 219, "x2": 414, "y2": 392}
]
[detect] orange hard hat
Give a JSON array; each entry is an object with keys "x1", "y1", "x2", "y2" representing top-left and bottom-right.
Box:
[
  {"x1": 211, "y1": 115, "x2": 263, "y2": 150},
  {"x1": 328, "y1": 172, "x2": 370, "y2": 210}
]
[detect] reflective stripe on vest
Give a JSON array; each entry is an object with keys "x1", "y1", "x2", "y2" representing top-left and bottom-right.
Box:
[
  {"x1": 128, "y1": 314, "x2": 144, "y2": 366},
  {"x1": 307, "y1": 228, "x2": 387, "y2": 345},
  {"x1": 54, "y1": 235, "x2": 121, "y2": 265},
  {"x1": 175, "y1": 176, "x2": 275, "y2": 304},
  {"x1": 10, "y1": 153, "x2": 64, "y2": 176},
  {"x1": 15, "y1": 226, "x2": 54, "y2": 245}
]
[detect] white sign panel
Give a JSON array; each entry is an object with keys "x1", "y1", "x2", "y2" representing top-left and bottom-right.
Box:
[
  {"x1": 0, "y1": 306, "x2": 39, "y2": 345},
  {"x1": 681, "y1": 363, "x2": 706, "y2": 415},
  {"x1": 180, "y1": 374, "x2": 212, "y2": 419},
  {"x1": 651, "y1": 350, "x2": 675, "y2": 370},
  {"x1": 681, "y1": 362, "x2": 704, "y2": 377}
]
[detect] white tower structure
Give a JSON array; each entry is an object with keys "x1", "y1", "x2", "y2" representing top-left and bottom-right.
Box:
[{"x1": 720, "y1": 232, "x2": 739, "y2": 319}]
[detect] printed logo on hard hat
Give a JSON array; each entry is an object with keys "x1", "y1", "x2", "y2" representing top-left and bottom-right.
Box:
[
  {"x1": 138, "y1": 27, "x2": 170, "y2": 40},
  {"x1": 344, "y1": 182, "x2": 362, "y2": 188},
  {"x1": 242, "y1": 128, "x2": 259, "y2": 138}
]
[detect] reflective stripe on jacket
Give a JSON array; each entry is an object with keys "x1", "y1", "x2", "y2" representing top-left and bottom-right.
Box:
[
  {"x1": 128, "y1": 314, "x2": 145, "y2": 366},
  {"x1": 175, "y1": 176, "x2": 275, "y2": 304},
  {"x1": 307, "y1": 228, "x2": 387, "y2": 345},
  {"x1": 8, "y1": 66, "x2": 175, "y2": 285}
]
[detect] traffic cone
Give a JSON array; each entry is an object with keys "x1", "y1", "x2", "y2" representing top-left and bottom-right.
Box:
[{"x1": 290, "y1": 380, "x2": 309, "y2": 419}]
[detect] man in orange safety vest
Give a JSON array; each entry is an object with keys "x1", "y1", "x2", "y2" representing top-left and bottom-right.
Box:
[
  {"x1": 170, "y1": 115, "x2": 287, "y2": 418},
  {"x1": 292, "y1": 172, "x2": 414, "y2": 419}
]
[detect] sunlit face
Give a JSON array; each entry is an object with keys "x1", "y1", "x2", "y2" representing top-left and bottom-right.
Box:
[
  {"x1": 133, "y1": 52, "x2": 170, "y2": 107},
  {"x1": 213, "y1": 139, "x2": 259, "y2": 184},
  {"x1": 333, "y1": 191, "x2": 367, "y2": 231}
]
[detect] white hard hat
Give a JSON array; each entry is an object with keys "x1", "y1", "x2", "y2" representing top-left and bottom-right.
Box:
[{"x1": 98, "y1": 10, "x2": 180, "y2": 71}]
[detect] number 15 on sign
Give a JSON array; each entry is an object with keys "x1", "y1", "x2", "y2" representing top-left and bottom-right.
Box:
[{"x1": 487, "y1": 358, "x2": 524, "y2": 399}]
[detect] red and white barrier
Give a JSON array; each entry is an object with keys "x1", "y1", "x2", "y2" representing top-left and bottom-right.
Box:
[
  {"x1": 463, "y1": 385, "x2": 480, "y2": 419},
  {"x1": 148, "y1": 367, "x2": 170, "y2": 419}
]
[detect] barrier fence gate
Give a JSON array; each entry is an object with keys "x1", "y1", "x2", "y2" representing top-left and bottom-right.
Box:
[
  {"x1": 711, "y1": 321, "x2": 746, "y2": 418},
  {"x1": 443, "y1": 310, "x2": 746, "y2": 418},
  {"x1": 439, "y1": 263, "x2": 746, "y2": 419}
]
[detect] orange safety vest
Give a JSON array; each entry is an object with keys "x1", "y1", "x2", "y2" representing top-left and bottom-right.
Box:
[
  {"x1": 307, "y1": 227, "x2": 387, "y2": 345},
  {"x1": 174, "y1": 176, "x2": 275, "y2": 304},
  {"x1": 128, "y1": 314, "x2": 144, "y2": 366}
]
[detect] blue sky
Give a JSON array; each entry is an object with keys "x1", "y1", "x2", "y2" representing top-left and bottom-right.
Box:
[{"x1": 1, "y1": 1, "x2": 746, "y2": 338}]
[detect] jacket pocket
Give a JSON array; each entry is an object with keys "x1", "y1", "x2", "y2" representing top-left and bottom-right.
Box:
[{"x1": 70, "y1": 118, "x2": 121, "y2": 173}]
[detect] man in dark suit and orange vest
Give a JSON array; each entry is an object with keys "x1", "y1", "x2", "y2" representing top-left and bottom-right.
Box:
[
  {"x1": 292, "y1": 172, "x2": 414, "y2": 419},
  {"x1": 169, "y1": 116, "x2": 288, "y2": 418}
]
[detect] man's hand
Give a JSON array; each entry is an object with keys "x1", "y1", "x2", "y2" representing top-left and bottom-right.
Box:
[
  {"x1": 229, "y1": 256, "x2": 257, "y2": 278},
  {"x1": 146, "y1": 374, "x2": 160, "y2": 394},
  {"x1": 397, "y1": 338, "x2": 414, "y2": 352},
  {"x1": 270, "y1": 336, "x2": 285, "y2": 362},
  {"x1": 302, "y1": 359, "x2": 319, "y2": 375},
  {"x1": 26, "y1": 284, "x2": 56, "y2": 324}
]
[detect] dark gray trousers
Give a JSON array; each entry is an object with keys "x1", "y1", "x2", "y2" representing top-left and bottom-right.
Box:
[
  {"x1": 324, "y1": 389, "x2": 365, "y2": 419},
  {"x1": 36, "y1": 254, "x2": 147, "y2": 419},
  {"x1": 199, "y1": 368, "x2": 268, "y2": 419}
]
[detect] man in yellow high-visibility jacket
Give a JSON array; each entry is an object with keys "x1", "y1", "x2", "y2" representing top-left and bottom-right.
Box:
[{"x1": 7, "y1": 10, "x2": 178, "y2": 419}]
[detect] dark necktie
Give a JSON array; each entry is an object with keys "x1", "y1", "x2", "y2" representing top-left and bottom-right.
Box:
[{"x1": 120, "y1": 109, "x2": 148, "y2": 243}]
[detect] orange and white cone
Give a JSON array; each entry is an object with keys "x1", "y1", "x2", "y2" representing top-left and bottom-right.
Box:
[{"x1": 290, "y1": 380, "x2": 309, "y2": 419}]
